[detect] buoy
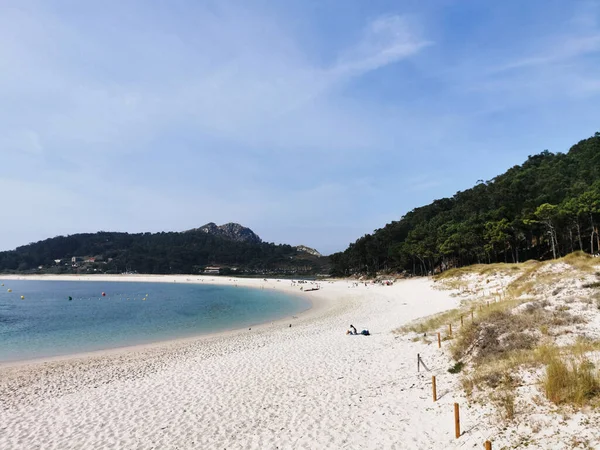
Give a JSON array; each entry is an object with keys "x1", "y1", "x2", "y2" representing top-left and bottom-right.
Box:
[
  {"x1": 7, "y1": 289, "x2": 12, "y2": 293},
  {"x1": 68, "y1": 296, "x2": 73, "y2": 301},
  {"x1": 20, "y1": 295, "x2": 24, "y2": 300},
  {"x1": 142, "y1": 297, "x2": 146, "y2": 301},
  {"x1": 102, "y1": 292, "x2": 106, "y2": 297}
]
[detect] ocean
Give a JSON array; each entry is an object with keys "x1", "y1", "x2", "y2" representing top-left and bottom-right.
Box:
[{"x1": 0, "y1": 280, "x2": 310, "y2": 362}]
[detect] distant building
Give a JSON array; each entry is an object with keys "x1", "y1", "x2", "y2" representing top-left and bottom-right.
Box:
[
  {"x1": 54, "y1": 259, "x2": 62, "y2": 264},
  {"x1": 203, "y1": 266, "x2": 221, "y2": 274}
]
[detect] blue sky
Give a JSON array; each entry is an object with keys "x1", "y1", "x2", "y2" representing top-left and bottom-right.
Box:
[{"x1": 1, "y1": 0, "x2": 599, "y2": 255}]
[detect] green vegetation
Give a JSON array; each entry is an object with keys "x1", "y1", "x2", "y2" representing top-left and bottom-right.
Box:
[
  {"x1": 330, "y1": 133, "x2": 600, "y2": 276},
  {"x1": 448, "y1": 361, "x2": 464, "y2": 374},
  {"x1": 0, "y1": 229, "x2": 328, "y2": 275}
]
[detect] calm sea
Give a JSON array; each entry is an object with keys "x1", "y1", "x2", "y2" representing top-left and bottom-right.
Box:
[{"x1": 0, "y1": 280, "x2": 310, "y2": 362}]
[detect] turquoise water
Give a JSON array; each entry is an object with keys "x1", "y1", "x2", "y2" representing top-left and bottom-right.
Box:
[{"x1": 0, "y1": 280, "x2": 310, "y2": 362}]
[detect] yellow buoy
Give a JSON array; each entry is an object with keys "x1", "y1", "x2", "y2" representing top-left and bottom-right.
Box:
[
  {"x1": 142, "y1": 297, "x2": 146, "y2": 301},
  {"x1": 7, "y1": 289, "x2": 12, "y2": 293},
  {"x1": 20, "y1": 295, "x2": 24, "y2": 300}
]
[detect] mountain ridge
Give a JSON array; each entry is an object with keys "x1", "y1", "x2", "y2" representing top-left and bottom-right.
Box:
[
  {"x1": 187, "y1": 222, "x2": 262, "y2": 245},
  {"x1": 0, "y1": 223, "x2": 329, "y2": 275}
]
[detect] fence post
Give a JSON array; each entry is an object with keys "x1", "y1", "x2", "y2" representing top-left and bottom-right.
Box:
[
  {"x1": 454, "y1": 403, "x2": 460, "y2": 438},
  {"x1": 471, "y1": 310, "x2": 474, "y2": 321},
  {"x1": 460, "y1": 315, "x2": 463, "y2": 327},
  {"x1": 448, "y1": 323, "x2": 452, "y2": 336},
  {"x1": 432, "y1": 375, "x2": 437, "y2": 402},
  {"x1": 484, "y1": 440, "x2": 492, "y2": 450},
  {"x1": 417, "y1": 353, "x2": 420, "y2": 372},
  {"x1": 437, "y1": 332, "x2": 441, "y2": 348}
]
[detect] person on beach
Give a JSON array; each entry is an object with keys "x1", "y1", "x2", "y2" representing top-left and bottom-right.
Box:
[{"x1": 350, "y1": 324, "x2": 357, "y2": 335}]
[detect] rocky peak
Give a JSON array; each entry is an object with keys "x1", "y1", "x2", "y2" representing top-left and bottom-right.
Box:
[
  {"x1": 191, "y1": 222, "x2": 262, "y2": 244},
  {"x1": 295, "y1": 245, "x2": 322, "y2": 257}
]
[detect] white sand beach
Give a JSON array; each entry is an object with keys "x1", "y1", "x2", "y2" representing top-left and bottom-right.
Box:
[{"x1": 0, "y1": 275, "x2": 496, "y2": 449}]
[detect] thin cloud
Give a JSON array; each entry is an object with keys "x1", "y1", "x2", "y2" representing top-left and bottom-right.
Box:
[{"x1": 488, "y1": 34, "x2": 600, "y2": 74}]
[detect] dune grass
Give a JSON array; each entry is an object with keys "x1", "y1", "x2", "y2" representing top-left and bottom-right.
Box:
[
  {"x1": 543, "y1": 355, "x2": 600, "y2": 406},
  {"x1": 434, "y1": 262, "x2": 523, "y2": 281},
  {"x1": 406, "y1": 253, "x2": 600, "y2": 412}
]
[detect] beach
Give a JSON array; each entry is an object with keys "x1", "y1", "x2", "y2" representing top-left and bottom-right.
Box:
[{"x1": 0, "y1": 275, "x2": 478, "y2": 449}]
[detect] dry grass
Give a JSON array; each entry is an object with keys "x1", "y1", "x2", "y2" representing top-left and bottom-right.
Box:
[
  {"x1": 453, "y1": 297, "x2": 587, "y2": 361},
  {"x1": 408, "y1": 253, "x2": 600, "y2": 413},
  {"x1": 435, "y1": 262, "x2": 523, "y2": 281},
  {"x1": 397, "y1": 308, "x2": 466, "y2": 334},
  {"x1": 493, "y1": 391, "x2": 516, "y2": 422},
  {"x1": 543, "y1": 356, "x2": 600, "y2": 406},
  {"x1": 562, "y1": 251, "x2": 600, "y2": 274}
]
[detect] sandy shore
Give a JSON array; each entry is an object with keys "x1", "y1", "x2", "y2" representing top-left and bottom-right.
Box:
[{"x1": 0, "y1": 275, "x2": 473, "y2": 449}]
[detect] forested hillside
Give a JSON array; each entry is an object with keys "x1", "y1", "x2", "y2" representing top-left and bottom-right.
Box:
[
  {"x1": 330, "y1": 133, "x2": 600, "y2": 276},
  {"x1": 0, "y1": 228, "x2": 328, "y2": 275}
]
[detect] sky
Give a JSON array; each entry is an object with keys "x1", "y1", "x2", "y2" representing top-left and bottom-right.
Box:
[{"x1": 1, "y1": 0, "x2": 600, "y2": 255}]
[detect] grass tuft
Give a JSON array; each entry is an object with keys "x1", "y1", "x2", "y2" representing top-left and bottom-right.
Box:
[{"x1": 543, "y1": 355, "x2": 600, "y2": 406}]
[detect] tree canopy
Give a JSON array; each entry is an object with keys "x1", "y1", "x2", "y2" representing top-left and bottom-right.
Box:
[
  {"x1": 0, "y1": 229, "x2": 328, "y2": 275},
  {"x1": 330, "y1": 133, "x2": 600, "y2": 276}
]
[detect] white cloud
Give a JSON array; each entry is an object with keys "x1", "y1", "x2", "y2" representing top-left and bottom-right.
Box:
[
  {"x1": 334, "y1": 15, "x2": 431, "y2": 76},
  {"x1": 0, "y1": 4, "x2": 429, "y2": 165}
]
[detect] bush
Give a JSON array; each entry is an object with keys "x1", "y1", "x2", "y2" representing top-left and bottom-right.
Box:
[{"x1": 448, "y1": 361, "x2": 464, "y2": 374}]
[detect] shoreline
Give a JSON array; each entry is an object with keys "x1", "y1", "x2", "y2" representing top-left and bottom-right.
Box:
[
  {"x1": 0, "y1": 275, "x2": 469, "y2": 449},
  {"x1": 0, "y1": 274, "x2": 330, "y2": 368}
]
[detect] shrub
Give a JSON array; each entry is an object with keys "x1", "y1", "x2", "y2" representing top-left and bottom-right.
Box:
[{"x1": 448, "y1": 361, "x2": 464, "y2": 374}]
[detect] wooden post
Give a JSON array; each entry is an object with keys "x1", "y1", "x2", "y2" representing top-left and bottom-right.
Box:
[
  {"x1": 471, "y1": 310, "x2": 474, "y2": 321},
  {"x1": 454, "y1": 403, "x2": 460, "y2": 438},
  {"x1": 487, "y1": 301, "x2": 490, "y2": 308},
  {"x1": 417, "y1": 353, "x2": 420, "y2": 372},
  {"x1": 460, "y1": 315, "x2": 463, "y2": 327},
  {"x1": 448, "y1": 323, "x2": 452, "y2": 336},
  {"x1": 484, "y1": 441, "x2": 492, "y2": 450},
  {"x1": 437, "y1": 332, "x2": 441, "y2": 348},
  {"x1": 432, "y1": 375, "x2": 437, "y2": 402}
]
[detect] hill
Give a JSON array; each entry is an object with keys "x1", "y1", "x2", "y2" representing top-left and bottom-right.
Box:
[
  {"x1": 187, "y1": 222, "x2": 262, "y2": 244},
  {"x1": 330, "y1": 132, "x2": 600, "y2": 276},
  {"x1": 0, "y1": 224, "x2": 328, "y2": 276}
]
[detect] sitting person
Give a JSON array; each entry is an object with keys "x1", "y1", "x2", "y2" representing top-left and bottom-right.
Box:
[{"x1": 350, "y1": 324, "x2": 357, "y2": 335}]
